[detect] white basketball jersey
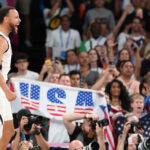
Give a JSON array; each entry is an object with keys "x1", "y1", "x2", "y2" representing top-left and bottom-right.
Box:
[{"x1": 0, "y1": 32, "x2": 12, "y2": 81}]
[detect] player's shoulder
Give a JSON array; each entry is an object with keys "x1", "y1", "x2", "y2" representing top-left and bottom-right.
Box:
[{"x1": 0, "y1": 36, "x2": 8, "y2": 52}]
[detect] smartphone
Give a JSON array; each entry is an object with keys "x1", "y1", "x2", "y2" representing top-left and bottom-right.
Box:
[{"x1": 45, "y1": 57, "x2": 52, "y2": 68}]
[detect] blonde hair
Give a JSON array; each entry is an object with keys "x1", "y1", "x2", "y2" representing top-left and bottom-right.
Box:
[{"x1": 130, "y1": 93, "x2": 144, "y2": 103}]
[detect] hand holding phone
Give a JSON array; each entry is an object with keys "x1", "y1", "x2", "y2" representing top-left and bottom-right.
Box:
[{"x1": 45, "y1": 58, "x2": 52, "y2": 69}]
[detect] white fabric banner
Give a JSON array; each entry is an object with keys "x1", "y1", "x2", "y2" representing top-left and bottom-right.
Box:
[
  {"x1": 10, "y1": 78, "x2": 115, "y2": 150},
  {"x1": 10, "y1": 78, "x2": 107, "y2": 120}
]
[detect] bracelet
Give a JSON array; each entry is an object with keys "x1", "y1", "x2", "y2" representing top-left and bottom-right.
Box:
[{"x1": 84, "y1": 114, "x2": 89, "y2": 119}]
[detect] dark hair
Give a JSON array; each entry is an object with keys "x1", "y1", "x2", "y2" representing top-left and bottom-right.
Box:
[
  {"x1": 132, "y1": 16, "x2": 142, "y2": 23},
  {"x1": 88, "y1": 49, "x2": 103, "y2": 68},
  {"x1": 139, "y1": 74, "x2": 150, "y2": 95},
  {"x1": 59, "y1": 73, "x2": 70, "y2": 80},
  {"x1": 116, "y1": 49, "x2": 131, "y2": 71},
  {"x1": 105, "y1": 79, "x2": 130, "y2": 111},
  {"x1": 119, "y1": 60, "x2": 134, "y2": 70},
  {"x1": 65, "y1": 49, "x2": 77, "y2": 63},
  {"x1": 17, "y1": 108, "x2": 31, "y2": 122},
  {"x1": 14, "y1": 52, "x2": 29, "y2": 64},
  {"x1": 61, "y1": 15, "x2": 70, "y2": 22},
  {"x1": 0, "y1": 6, "x2": 15, "y2": 23},
  {"x1": 69, "y1": 70, "x2": 81, "y2": 78}
]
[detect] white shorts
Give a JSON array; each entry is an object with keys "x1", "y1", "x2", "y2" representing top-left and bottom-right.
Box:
[{"x1": 0, "y1": 88, "x2": 13, "y2": 138}]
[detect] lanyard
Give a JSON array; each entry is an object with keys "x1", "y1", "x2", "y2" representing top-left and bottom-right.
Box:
[
  {"x1": 90, "y1": 36, "x2": 103, "y2": 49},
  {"x1": 59, "y1": 28, "x2": 71, "y2": 49},
  {"x1": 97, "y1": 36, "x2": 102, "y2": 44}
]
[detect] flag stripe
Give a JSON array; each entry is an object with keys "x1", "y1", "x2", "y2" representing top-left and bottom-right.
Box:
[
  {"x1": 21, "y1": 97, "x2": 39, "y2": 104},
  {"x1": 103, "y1": 110, "x2": 115, "y2": 150},
  {"x1": 74, "y1": 108, "x2": 93, "y2": 111}
]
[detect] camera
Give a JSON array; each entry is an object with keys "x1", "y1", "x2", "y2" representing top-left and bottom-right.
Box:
[
  {"x1": 138, "y1": 138, "x2": 150, "y2": 150},
  {"x1": 128, "y1": 121, "x2": 143, "y2": 133},
  {"x1": 83, "y1": 141, "x2": 99, "y2": 150},
  {"x1": 24, "y1": 116, "x2": 43, "y2": 131},
  {"x1": 90, "y1": 118, "x2": 109, "y2": 130}
]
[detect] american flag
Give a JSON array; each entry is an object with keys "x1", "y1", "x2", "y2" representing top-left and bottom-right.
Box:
[
  {"x1": 47, "y1": 88, "x2": 66, "y2": 116},
  {"x1": 116, "y1": 113, "x2": 150, "y2": 141},
  {"x1": 19, "y1": 82, "x2": 40, "y2": 110},
  {"x1": 74, "y1": 91, "x2": 94, "y2": 114},
  {"x1": 100, "y1": 105, "x2": 115, "y2": 150}
]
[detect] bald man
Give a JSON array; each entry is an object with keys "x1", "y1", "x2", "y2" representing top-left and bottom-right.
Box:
[{"x1": 69, "y1": 140, "x2": 84, "y2": 150}]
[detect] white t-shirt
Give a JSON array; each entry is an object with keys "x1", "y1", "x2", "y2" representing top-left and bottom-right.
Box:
[
  {"x1": 47, "y1": 27, "x2": 81, "y2": 59},
  {"x1": 85, "y1": 36, "x2": 106, "y2": 52},
  {"x1": 18, "y1": 70, "x2": 39, "y2": 80},
  {"x1": 64, "y1": 64, "x2": 80, "y2": 74},
  {"x1": 43, "y1": 7, "x2": 70, "y2": 45},
  {"x1": 117, "y1": 32, "x2": 145, "y2": 51},
  {"x1": 117, "y1": 32, "x2": 129, "y2": 51},
  {"x1": 48, "y1": 120, "x2": 69, "y2": 145}
]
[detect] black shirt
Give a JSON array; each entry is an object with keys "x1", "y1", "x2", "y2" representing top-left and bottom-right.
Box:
[{"x1": 69, "y1": 123, "x2": 94, "y2": 146}]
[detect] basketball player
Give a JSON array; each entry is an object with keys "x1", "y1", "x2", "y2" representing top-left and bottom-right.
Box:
[{"x1": 0, "y1": 7, "x2": 21, "y2": 149}]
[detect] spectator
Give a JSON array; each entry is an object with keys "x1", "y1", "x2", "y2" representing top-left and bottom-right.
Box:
[
  {"x1": 117, "y1": 60, "x2": 140, "y2": 95},
  {"x1": 11, "y1": 108, "x2": 49, "y2": 150},
  {"x1": 69, "y1": 140, "x2": 83, "y2": 150},
  {"x1": 69, "y1": 70, "x2": 81, "y2": 88},
  {"x1": 48, "y1": 73, "x2": 71, "y2": 149},
  {"x1": 48, "y1": 73, "x2": 60, "y2": 84},
  {"x1": 9, "y1": 52, "x2": 39, "y2": 80},
  {"x1": 117, "y1": 16, "x2": 145, "y2": 51},
  {"x1": 94, "y1": 45, "x2": 109, "y2": 69},
  {"x1": 116, "y1": 115, "x2": 143, "y2": 150},
  {"x1": 88, "y1": 49, "x2": 102, "y2": 75},
  {"x1": 105, "y1": 79, "x2": 130, "y2": 146},
  {"x1": 43, "y1": 0, "x2": 74, "y2": 56},
  {"x1": 80, "y1": 22, "x2": 106, "y2": 52},
  {"x1": 38, "y1": 57, "x2": 64, "y2": 83},
  {"x1": 141, "y1": 75, "x2": 150, "y2": 113},
  {"x1": 115, "y1": 48, "x2": 131, "y2": 69},
  {"x1": 64, "y1": 50, "x2": 80, "y2": 74},
  {"x1": 115, "y1": 46, "x2": 141, "y2": 80},
  {"x1": 122, "y1": 0, "x2": 150, "y2": 33},
  {"x1": 47, "y1": 15, "x2": 81, "y2": 59},
  {"x1": 105, "y1": 79, "x2": 130, "y2": 116},
  {"x1": 83, "y1": 0, "x2": 115, "y2": 36},
  {"x1": 116, "y1": 114, "x2": 144, "y2": 150},
  {"x1": 140, "y1": 50, "x2": 150, "y2": 77},
  {"x1": 78, "y1": 51, "x2": 99, "y2": 88},
  {"x1": 63, "y1": 113, "x2": 106, "y2": 150},
  {"x1": 130, "y1": 93, "x2": 145, "y2": 118},
  {"x1": 38, "y1": 58, "x2": 63, "y2": 82},
  {"x1": 58, "y1": 73, "x2": 71, "y2": 86}
]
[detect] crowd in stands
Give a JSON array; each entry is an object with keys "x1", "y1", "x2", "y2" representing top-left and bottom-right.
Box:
[{"x1": 2, "y1": 0, "x2": 150, "y2": 149}]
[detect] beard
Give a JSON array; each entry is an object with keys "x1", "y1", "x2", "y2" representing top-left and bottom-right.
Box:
[{"x1": 9, "y1": 23, "x2": 18, "y2": 34}]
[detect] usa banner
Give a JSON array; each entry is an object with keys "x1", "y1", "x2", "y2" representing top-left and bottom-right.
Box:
[{"x1": 10, "y1": 78, "x2": 115, "y2": 150}]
